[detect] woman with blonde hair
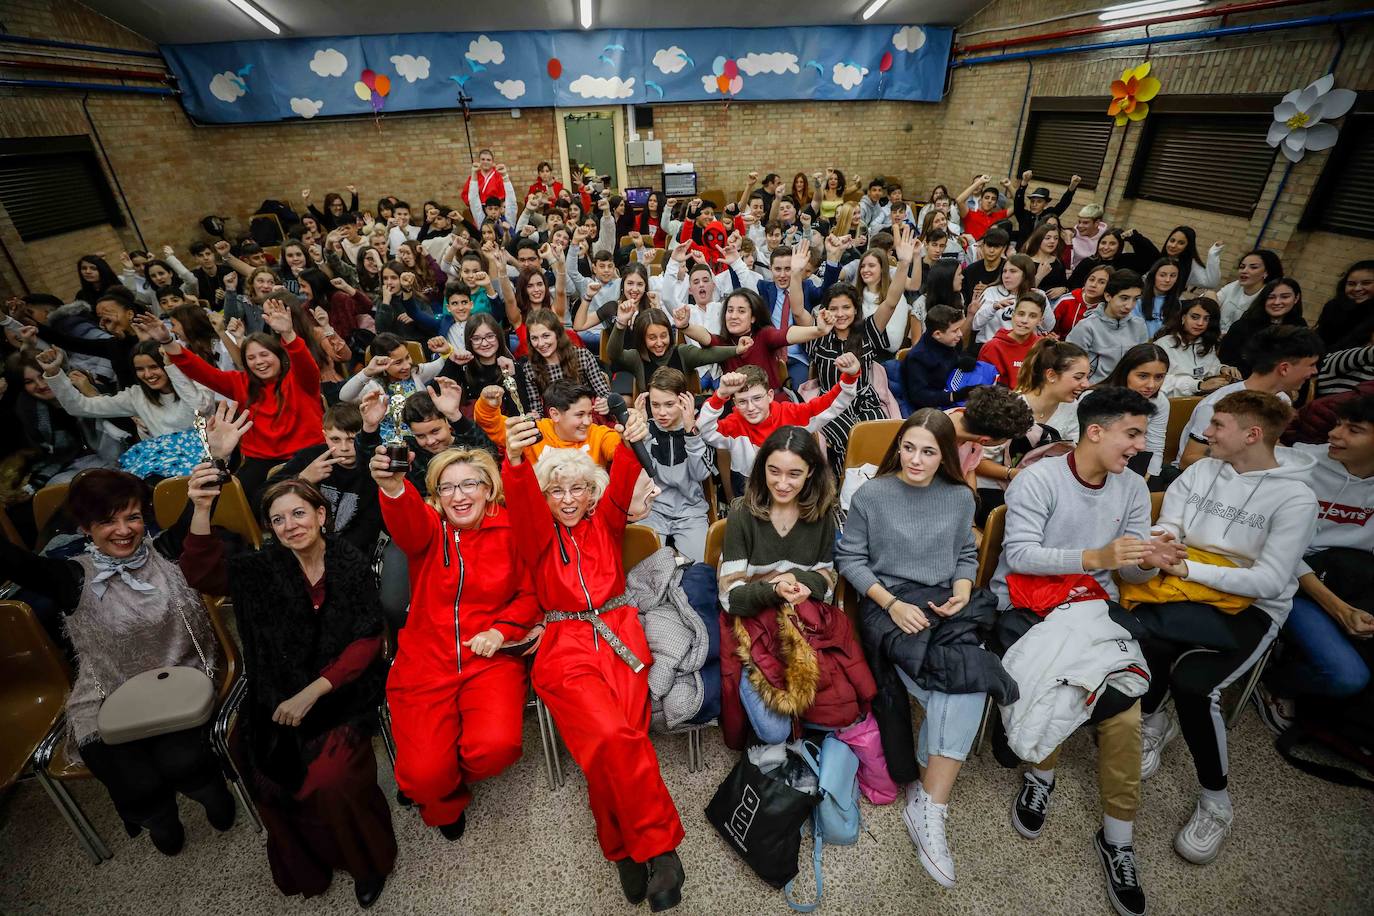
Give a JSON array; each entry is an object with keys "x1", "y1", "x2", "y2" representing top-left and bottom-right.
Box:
[
  {"x1": 501, "y1": 409, "x2": 687, "y2": 911},
  {"x1": 369, "y1": 443, "x2": 541, "y2": 842}
]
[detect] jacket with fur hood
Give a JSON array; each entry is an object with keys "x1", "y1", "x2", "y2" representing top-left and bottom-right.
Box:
[
  {"x1": 1155, "y1": 448, "x2": 1320, "y2": 624},
  {"x1": 1065, "y1": 305, "x2": 1148, "y2": 383},
  {"x1": 1291, "y1": 442, "x2": 1374, "y2": 576}
]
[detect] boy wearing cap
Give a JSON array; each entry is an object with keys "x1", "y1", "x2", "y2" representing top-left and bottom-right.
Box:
[{"x1": 1012, "y1": 170, "x2": 1081, "y2": 247}]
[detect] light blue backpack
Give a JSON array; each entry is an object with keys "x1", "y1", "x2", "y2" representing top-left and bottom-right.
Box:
[{"x1": 784, "y1": 734, "x2": 862, "y2": 912}]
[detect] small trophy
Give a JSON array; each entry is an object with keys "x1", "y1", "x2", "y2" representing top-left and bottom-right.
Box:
[
  {"x1": 193, "y1": 412, "x2": 232, "y2": 485},
  {"x1": 501, "y1": 367, "x2": 543, "y2": 446},
  {"x1": 383, "y1": 385, "x2": 411, "y2": 473}
]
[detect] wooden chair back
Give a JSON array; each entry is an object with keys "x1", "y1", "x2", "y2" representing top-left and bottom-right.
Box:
[
  {"x1": 845, "y1": 419, "x2": 902, "y2": 470},
  {"x1": 975, "y1": 504, "x2": 1007, "y2": 589},
  {"x1": 622, "y1": 524, "x2": 661, "y2": 572},
  {"x1": 705, "y1": 518, "x2": 728, "y2": 569},
  {"x1": 1163, "y1": 396, "x2": 1201, "y2": 465},
  {"x1": 153, "y1": 476, "x2": 263, "y2": 549}
]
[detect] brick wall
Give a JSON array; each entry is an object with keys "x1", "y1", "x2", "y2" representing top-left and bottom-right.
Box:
[{"x1": 2, "y1": 0, "x2": 1371, "y2": 316}]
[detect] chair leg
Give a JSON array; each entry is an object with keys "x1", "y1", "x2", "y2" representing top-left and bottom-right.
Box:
[
  {"x1": 378, "y1": 698, "x2": 398, "y2": 769},
  {"x1": 33, "y1": 723, "x2": 111, "y2": 863},
  {"x1": 213, "y1": 678, "x2": 263, "y2": 833},
  {"x1": 972, "y1": 695, "x2": 995, "y2": 757},
  {"x1": 1227, "y1": 643, "x2": 1275, "y2": 730},
  {"x1": 536, "y1": 698, "x2": 564, "y2": 787}
]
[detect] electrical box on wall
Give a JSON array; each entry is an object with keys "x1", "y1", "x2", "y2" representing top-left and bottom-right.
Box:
[{"x1": 626, "y1": 139, "x2": 663, "y2": 167}]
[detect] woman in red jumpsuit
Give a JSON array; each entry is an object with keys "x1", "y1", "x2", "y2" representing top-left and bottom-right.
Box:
[
  {"x1": 503, "y1": 412, "x2": 687, "y2": 912},
  {"x1": 370, "y1": 443, "x2": 542, "y2": 840}
]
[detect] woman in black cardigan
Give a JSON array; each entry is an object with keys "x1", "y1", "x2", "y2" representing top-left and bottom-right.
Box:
[{"x1": 181, "y1": 463, "x2": 394, "y2": 909}]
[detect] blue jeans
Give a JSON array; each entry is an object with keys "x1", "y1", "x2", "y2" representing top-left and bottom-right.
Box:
[
  {"x1": 894, "y1": 666, "x2": 986, "y2": 766},
  {"x1": 1273, "y1": 595, "x2": 1372, "y2": 698},
  {"x1": 579, "y1": 326, "x2": 602, "y2": 351}
]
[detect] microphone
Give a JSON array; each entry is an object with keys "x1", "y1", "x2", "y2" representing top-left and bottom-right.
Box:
[{"x1": 605, "y1": 392, "x2": 655, "y2": 472}]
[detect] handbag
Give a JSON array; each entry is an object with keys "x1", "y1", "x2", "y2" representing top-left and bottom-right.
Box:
[
  {"x1": 94, "y1": 604, "x2": 215, "y2": 745},
  {"x1": 705, "y1": 748, "x2": 820, "y2": 889},
  {"x1": 835, "y1": 712, "x2": 900, "y2": 805}
]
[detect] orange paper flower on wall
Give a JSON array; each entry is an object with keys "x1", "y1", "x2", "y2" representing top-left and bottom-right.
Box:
[{"x1": 1108, "y1": 61, "x2": 1161, "y2": 126}]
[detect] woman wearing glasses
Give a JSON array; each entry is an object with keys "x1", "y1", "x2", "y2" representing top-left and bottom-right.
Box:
[{"x1": 368, "y1": 444, "x2": 542, "y2": 842}]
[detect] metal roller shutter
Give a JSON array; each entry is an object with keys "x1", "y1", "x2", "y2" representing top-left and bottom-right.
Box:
[
  {"x1": 1126, "y1": 114, "x2": 1277, "y2": 217},
  {"x1": 1018, "y1": 111, "x2": 1111, "y2": 189},
  {"x1": 0, "y1": 137, "x2": 124, "y2": 242},
  {"x1": 1303, "y1": 111, "x2": 1372, "y2": 239}
]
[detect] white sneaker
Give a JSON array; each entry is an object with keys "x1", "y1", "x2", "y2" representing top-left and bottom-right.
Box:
[
  {"x1": 1140, "y1": 710, "x2": 1180, "y2": 780},
  {"x1": 902, "y1": 786, "x2": 955, "y2": 888},
  {"x1": 1173, "y1": 798, "x2": 1233, "y2": 865}
]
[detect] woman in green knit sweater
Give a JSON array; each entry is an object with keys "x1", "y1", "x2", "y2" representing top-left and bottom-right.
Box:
[
  {"x1": 719, "y1": 426, "x2": 837, "y2": 616},
  {"x1": 606, "y1": 301, "x2": 741, "y2": 393}
]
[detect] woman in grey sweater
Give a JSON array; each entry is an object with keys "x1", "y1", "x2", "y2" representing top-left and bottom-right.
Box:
[{"x1": 835, "y1": 408, "x2": 995, "y2": 891}]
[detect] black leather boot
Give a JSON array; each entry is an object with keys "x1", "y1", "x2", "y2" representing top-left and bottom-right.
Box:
[
  {"x1": 438, "y1": 812, "x2": 466, "y2": 842},
  {"x1": 616, "y1": 858, "x2": 648, "y2": 904},
  {"x1": 354, "y1": 875, "x2": 385, "y2": 909},
  {"x1": 646, "y1": 851, "x2": 684, "y2": 912}
]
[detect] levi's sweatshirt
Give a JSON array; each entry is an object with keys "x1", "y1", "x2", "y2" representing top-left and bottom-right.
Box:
[{"x1": 1290, "y1": 443, "x2": 1374, "y2": 576}]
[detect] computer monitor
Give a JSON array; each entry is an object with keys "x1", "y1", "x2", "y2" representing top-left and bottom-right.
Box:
[{"x1": 624, "y1": 187, "x2": 651, "y2": 208}]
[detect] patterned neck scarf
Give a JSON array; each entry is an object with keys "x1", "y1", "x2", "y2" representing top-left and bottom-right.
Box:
[{"x1": 84, "y1": 540, "x2": 156, "y2": 599}]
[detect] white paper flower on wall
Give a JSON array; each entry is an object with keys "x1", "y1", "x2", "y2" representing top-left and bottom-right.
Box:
[{"x1": 1267, "y1": 74, "x2": 1356, "y2": 163}]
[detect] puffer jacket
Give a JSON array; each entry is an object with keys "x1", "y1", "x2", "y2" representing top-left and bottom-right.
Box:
[
  {"x1": 860, "y1": 584, "x2": 1019, "y2": 783},
  {"x1": 626, "y1": 546, "x2": 709, "y2": 729},
  {"x1": 719, "y1": 598, "x2": 877, "y2": 750},
  {"x1": 998, "y1": 599, "x2": 1151, "y2": 762}
]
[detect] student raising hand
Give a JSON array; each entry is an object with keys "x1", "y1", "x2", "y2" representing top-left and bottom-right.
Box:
[{"x1": 262, "y1": 299, "x2": 296, "y2": 341}]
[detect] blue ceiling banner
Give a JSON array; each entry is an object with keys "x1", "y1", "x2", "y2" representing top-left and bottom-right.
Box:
[{"x1": 160, "y1": 25, "x2": 952, "y2": 124}]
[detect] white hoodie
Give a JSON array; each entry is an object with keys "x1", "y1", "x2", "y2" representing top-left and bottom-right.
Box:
[
  {"x1": 1155, "y1": 335, "x2": 1224, "y2": 398},
  {"x1": 1291, "y1": 442, "x2": 1374, "y2": 576},
  {"x1": 1156, "y1": 448, "x2": 1319, "y2": 624}
]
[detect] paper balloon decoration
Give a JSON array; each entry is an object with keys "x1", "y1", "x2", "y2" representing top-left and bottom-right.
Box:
[
  {"x1": 880, "y1": 51, "x2": 893, "y2": 73},
  {"x1": 354, "y1": 68, "x2": 391, "y2": 112},
  {"x1": 547, "y1": 57, "x2": 562, "y2": 80},
  {"x1": 711, "y1": 56, "x2": 744, "y2": 95}
]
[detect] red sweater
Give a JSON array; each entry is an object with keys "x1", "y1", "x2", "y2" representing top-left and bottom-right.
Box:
[
  {"x1": 980, "y1": 329, "x2": 1041, "y2": 390},
  {"x1": 168, "y1": 335, "x2": 324, "y2": 459},
  {"x1": 1053, "y1": 289, "x2": 1099, "y2": 337},
  {"x1": 964, "y1": 207, "x2": 1009, "y2": 241}
]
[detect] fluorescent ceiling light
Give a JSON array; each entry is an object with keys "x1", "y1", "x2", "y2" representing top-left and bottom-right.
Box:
[
  {"x1": 580, "y1": 0, "x2": 593, "y2": 29},
  {"x1": 1099, "y1": 0, "x2": 1205, "y2": 22},
  {"x1": 225, "y1": 0, "x2": 281, "y2": 34},
  {"x1": 861, "y1": 0, "x2": 891, "y2": 20}
]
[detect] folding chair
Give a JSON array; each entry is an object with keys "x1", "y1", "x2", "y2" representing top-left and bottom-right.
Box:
[
  {"x1": 971, "y1": 504, "x2": 1008, "y2": 755},
  {"x1": 1162, "y1": 396, "x2": 1201, "y2": 465},
  {"x1": 845, "y1": 419, "x2": 902, "y2": 471},
  {"x1": 153, "y1": 476, "x2": 263, "y2": 549},
  {"x1": 32, "y1": 482, "x2": 70, "y2": 548}
]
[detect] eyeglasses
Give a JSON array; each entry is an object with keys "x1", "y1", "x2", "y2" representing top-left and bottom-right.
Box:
[
  {"x1": 437, "y1": 479, "x2": 487, "y2": 497},
  {"x1": 548, "y1": 484, "x2": 589, "y2": 501},
  {"x1": 469, "y1": 333, "x2": 497, "y2": 344}
]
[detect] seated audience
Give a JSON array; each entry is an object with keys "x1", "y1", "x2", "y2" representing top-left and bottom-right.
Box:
[
  {"x1": 978, "y1": 294, "x2": 1045, "y2": 390},
  {"x1": 637, "y1": 368, "x2": 712, "y2": 562},
  {"x1": 1218, "y1": 277, "x2": 1309, "y2": 375},
  {"x1": 1154, "y1": 296, "x2": 1237, "y2": 397},
  {"x1": 1217, "y1": 249, "x2": 1283, "y2": 333},
  {"x1": 1314, "y1": 260, "x2": 1374, "y2": 348},
  {"x1": 476, "y1": 378, "x2": 621, "y2": 467},
  {"x1": 272, "y1": 401, "x2": 383, "y2": 553},
  {"x1": 901, "y1": 305, "x2": 969, "y2": 411},
  {"x1": 1067, "y1": 269, "x2": 1147, "y2": 382}
]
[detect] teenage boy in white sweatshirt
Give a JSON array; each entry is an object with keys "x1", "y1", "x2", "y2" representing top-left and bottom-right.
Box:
[
  {"x1": 1135, "y1": 390, "x2": 1318, "y2": 866},
  {"x1": 994, "y1": 387, "x2": 1184, "y2": 916},
  {"x1": 1176, "y1": 325, "x2": 1323, "y2": 469},
  {"x1": 1255, "y1": 393, "x2": 1374, "y2": 731}
]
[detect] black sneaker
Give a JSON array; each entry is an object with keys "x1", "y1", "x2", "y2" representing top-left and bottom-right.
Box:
[
  {"x1": 646, "y1": 850, "x2": 684, "y2": 912},
  {"x1": 1095, "y1": 829, "x2": 1146, "y2": 916},
  {"x1": 1011, "y1": 771, "x2": 1054, "y2": 839}
]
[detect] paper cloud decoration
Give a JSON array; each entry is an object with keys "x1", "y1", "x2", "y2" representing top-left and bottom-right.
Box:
[
  {"x1": 737, "y1": 52, "x2": 799, "y2": 76},
  {"x1": 832, "y1": 62, "x2": 868, "y2": 91},
  {"x1": 568, "y1": 74, "x2": 635, "y2": 99},
  {"x1": 289, "y1": 97, "x2": 323, "y2": 118},
  {"x1": 389, "y1": 54, "x2": 430, "y2": 83},
  {"x1": 653, "y1": 46, "x2": 688, "y2": 75},
  {"x1": 309, "y1": 48, "x2": 347, "y2": 77},
  {"x1": 209, "y1": 71, "x2": 246, "y2": 103},
  {"x1": 893, "y1": 26, "x2": 926, "y2": 52},
  {"x1": 466, "y1": 35, "x2": 505, "y2": 65},
  {"x1": 493, "y1": 79, "x2": 526, "y2": 101}
]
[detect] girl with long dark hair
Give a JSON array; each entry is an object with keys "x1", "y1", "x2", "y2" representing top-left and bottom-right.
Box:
[
  {"x1": 1219, "y1": 277, "x2": 1307, "y2": 373},
  {"x1": 1154, "y1": 297, "x2": 1234, "y2": 396},
  {"x1": 1217, "y1": 248, "x2": 1283, "y2": 332},
  {"x1": 1139, "y1": 257, "x2": 1184, "y2": 337},
  {"x1": 836, "y1": 409, "x2": 1014, "y2": 889},
  {"x1": 1160, "y1": 225, "x2": 1222, "y2": 289}
]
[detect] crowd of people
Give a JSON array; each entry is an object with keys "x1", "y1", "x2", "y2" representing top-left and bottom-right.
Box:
[{"x1": 2, "y1": 150, "x2": 1371, "y2": 916}]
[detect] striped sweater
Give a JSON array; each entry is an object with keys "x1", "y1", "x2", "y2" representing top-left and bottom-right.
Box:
[{"x1": 719, "y1": 499, "x2": 837, "y2": 617}]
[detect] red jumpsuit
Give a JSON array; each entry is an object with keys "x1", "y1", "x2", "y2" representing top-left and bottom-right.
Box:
[
  {"x1": 504, "y1": 444, "x2": 685, "y2": 863},
  {"x1": 381, "y1": 481, "x2": 541, "y2": 827}
]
